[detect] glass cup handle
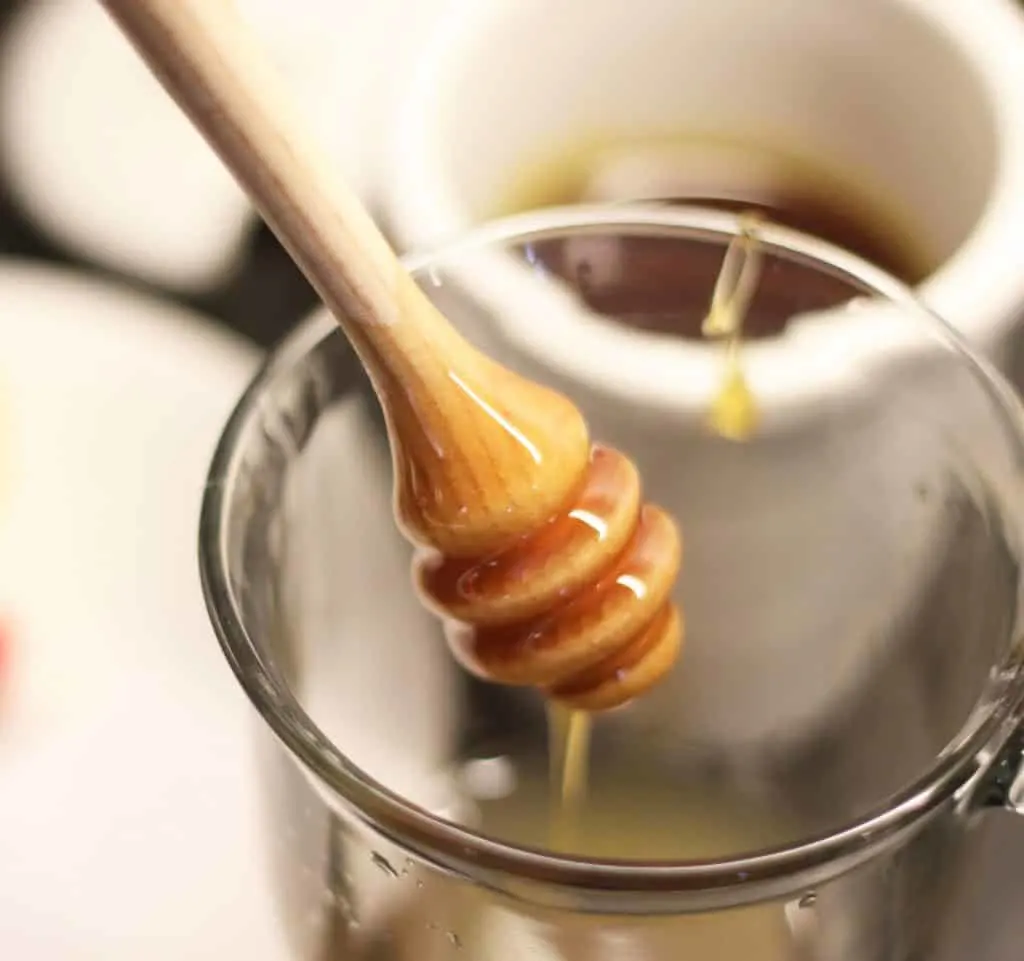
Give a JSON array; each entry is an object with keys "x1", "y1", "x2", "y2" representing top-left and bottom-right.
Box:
[{"x1": 973, "y1": 721, "x2": 1024, "y2": 814}]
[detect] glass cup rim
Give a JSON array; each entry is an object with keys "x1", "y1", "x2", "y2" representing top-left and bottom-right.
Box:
[{"x1": 199, "y1": 203, "x2": 1024, "y2": 909}]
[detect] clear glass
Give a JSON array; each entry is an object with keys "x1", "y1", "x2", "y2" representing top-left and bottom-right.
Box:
[{"x1": 200, "y1": 205, "x2": 1024, "y2": 961}]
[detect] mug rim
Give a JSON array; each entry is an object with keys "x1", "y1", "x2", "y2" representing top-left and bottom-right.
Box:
[
  {"x1": 200, "y1": 205, "x2": 1024, "y2": 911},
  {"x1": 394, "y1": 204, "x2": 971, "y2": 424}
]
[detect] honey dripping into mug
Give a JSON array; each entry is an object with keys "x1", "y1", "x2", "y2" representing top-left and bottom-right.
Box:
[
  {"x1": 408, "y1": 384, "x2": 687, "y2": 848},
  {"x1": 415, "y1": 222, "x2": 766, "y2": 850},
  {"x1": 541, "y1": 217, "x2": 767, "y2": 847},
  {"x1": 703, "y1": 214, "x2": 763, "y2": 441},
  {"x1": 414, "y1": 443, "x2": 682, "y2": 850},
  {"x1": 414, "y1": 445, "x2": 682, "y2": 849}
]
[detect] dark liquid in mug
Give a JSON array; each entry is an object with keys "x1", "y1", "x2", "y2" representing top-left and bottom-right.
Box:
[{"x1": 495, "y1": 138, "x2": 929, "y2": 338}]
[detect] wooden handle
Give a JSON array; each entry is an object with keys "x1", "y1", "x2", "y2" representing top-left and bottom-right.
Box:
[
  {"x1": 99, "y1": 0, "x2": 594, "y2": 557},
  {"x1": 100, "y1": 0, "x2": 685, "y2": 711},
  {"x1": 100, "y1": 0, "x2": 403, "y2": 339}
]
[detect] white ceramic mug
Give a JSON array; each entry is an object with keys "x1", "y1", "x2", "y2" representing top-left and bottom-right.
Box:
[
  {"x1": 380, "y1": 0, "x2": 1024, "y2": 367},
  {"x1": 367, "y1": 0, "x2": 1024, "y2": 753}
]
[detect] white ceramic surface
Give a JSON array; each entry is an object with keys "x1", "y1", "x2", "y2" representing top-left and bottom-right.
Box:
[
  {"x1": 382, "y1": 0, "x2": 1024, "y2": 363},
  {"x1": 0, "y1": 0, "x2": 449, "y2": 294},
  {"x1": 0, "y1": 264, "x2": 291, "y2": 960}
]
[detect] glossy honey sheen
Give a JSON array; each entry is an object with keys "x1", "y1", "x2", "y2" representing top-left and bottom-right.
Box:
[
  {"x1": 547, "y1": 703, "x2": 592, "y2": 851},
  {"x1": 703, "y1": 215, "x2": 763, "y2": 441},
  {"x1": 415, "y1": 445, "x2": 683, "y2": 712}
]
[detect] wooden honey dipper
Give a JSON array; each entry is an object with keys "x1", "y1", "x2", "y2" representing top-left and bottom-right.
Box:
[{"x1": 101, "y1": 0, "x2": 683, "y2": 711}]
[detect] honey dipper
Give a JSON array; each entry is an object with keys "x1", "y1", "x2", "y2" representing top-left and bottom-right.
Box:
[{"x1": 101, "y1": 0, "x2": 682, "y2": 711}]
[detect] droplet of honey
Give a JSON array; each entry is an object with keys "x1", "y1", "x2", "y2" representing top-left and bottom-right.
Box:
[
  {"x1": 708, "y1": 351, "x2": 759, "y2": 441},
  {"x1": 703, "y1": 215, "x2": 763, "y2": 442}
]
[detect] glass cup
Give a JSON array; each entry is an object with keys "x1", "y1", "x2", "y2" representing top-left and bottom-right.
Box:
[{"x1": 199, "y1": 206, "x2": 1024, "y2": 961}]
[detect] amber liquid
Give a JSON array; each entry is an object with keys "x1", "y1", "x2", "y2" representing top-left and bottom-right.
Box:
[
  {"x1": 496, "y1": 134, "x2": 929, "y2": 353},
  {"x1": 495, "y1": 134, "x2": 930, "y2": 287},
  {"x1": 547, "y1": 703, "x2": 592, "y2": 850},
  {"x1": 461, "y1": 750, "x2": 798, "y2": 961}
]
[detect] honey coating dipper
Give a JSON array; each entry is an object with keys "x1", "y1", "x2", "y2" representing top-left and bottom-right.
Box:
[{"x1": 101, "y1": 0, "x2": 683, "y2": 710}]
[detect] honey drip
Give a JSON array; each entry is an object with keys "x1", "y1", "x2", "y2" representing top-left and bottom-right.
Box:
[
  {"x1": 547, "y1": 703, "x2": 592, "y2": 850},
  {"x1": 414, "y1": 444, "x2": 683, "y2": 712},
  {"x1": 703, "y1": 216, "x2": 762, "y2": 441}
]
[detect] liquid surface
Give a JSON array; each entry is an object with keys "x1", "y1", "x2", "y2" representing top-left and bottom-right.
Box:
[
  {"x1": 390, "y1": 753, "x2": 798, "y2": 960},
  {"x1": 415, "y1": 445, "x2": 683, "y2": 712},
  {"x1": 452, "y1": 760, "x2": 798, "y2": 960},
  {"x1": 500, "y1": 135, "x2": 920, "y2": 344},
  {"x1": 471, "y1": 749, "x2": 796, "y2": 861},
  {"x1": 495, "y1": 134, "x2": 930, "y2": 286}
]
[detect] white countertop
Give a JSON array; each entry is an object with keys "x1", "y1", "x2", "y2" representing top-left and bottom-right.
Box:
[{"x1": 0, "y1": 263, "x2": 290, "y2": 960}]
